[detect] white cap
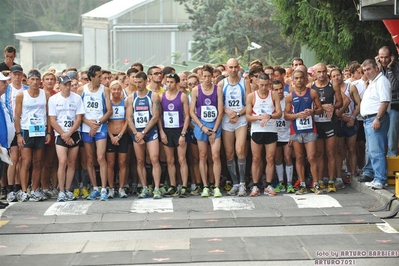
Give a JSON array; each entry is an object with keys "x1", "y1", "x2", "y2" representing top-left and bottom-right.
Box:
[{"x1": 0, "y1": 72, "x2": 10, "y2": 81}]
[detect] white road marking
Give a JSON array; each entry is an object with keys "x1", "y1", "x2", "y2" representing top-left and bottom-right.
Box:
[
  {"x1": 131, "y1": 198, "x2": 173, "y2": 213},
  {"x1": 284, "y1": 194, "x2": 342, "y2": 208},
  {"x1": 212, "y1": 198, "x2": 255, "y2": 211},
  {"x1": 44, "y1": 202, "x2": 93, "y2": 216},
  {"x1": 377, "y1": 222, "x2": 398, "y2": 234},
  {"x1": 0, "y1": 202, "x2": 17, "y2": 218}
]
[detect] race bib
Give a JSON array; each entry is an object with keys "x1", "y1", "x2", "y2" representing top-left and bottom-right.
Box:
[
  {"x1": 112, "y1": 106, "x2": 124, "y2": 119},
  {"x1": 314, "y1": 111, "x2": 331, "y2": 122},
  {"x1": 276, "y1": 119, "x2": 288, "y2": 131},
  {"x1": 164, "y1": 111, "x2": 179, "y2": 128},
  {"x1": 29, "y1": 116, "x2": 45, "y2": 137},
  {"x1": 85, "y1": 96, "x2": 100, "y2": 112},
  {"x1": 296, "y1": 116, "x2": 313, "y2": 130},
  {"x1": 134, "y1": 111, "x2": 149, "y2": 128},
  {"x1": 201, "y1": 106, "x2": 217, "y2": 122}
]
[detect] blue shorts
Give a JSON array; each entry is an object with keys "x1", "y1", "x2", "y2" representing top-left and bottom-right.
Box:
[
  {"x1": 337, "y1": 120, "x2": 358, "y2": 138},
  {"x1": 81, "y1": 132, "x2": 108, "y2": 143},
  {"x1": 132, "y1": 127, "x2": 158, "y2": 143},
  {"x1": 193, "y1": 120, "x2": 221, "y2": 142}
]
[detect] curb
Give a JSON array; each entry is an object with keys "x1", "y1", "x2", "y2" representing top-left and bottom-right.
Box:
[{"x1": 351, "y1": 178, "x2": 399, "y2": 214}]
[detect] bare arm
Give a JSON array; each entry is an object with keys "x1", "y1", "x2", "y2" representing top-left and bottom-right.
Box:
[
  {"x1": 101, "y1": 87, "x2": 113, "y2": 124},
  {"x1": 126, "y1": 94, "x2": 138, "y2": 134},
  {"x1": 272, "y1": 91, "x2": 282, "y2": 119},
  {"x1": 212, "y1": 85, "x2": 224, "y2": 132}
]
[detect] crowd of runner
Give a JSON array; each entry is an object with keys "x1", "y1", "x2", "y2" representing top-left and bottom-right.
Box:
[{"x1": 0, "y1": 44, "x2": 395, "y2": 206}]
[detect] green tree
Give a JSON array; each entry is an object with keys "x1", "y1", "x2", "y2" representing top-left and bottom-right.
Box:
[
  {"x1": 176, "y1": 0, "x2": 299, "y2": 67},
  {"x1": 272, "y1": 0, "x2": 393, "y2": 66}
]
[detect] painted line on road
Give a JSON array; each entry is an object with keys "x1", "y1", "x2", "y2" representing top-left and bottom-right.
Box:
[
  {"x1": 0, "y1": 202, "x2": 17, "y2": 218},
  {"x1": 44, "y1": 202, "x2": 93, "y2": 216},
  {"x1": 284, "y1": 194, "x2": 342, "y2": 208},
  {"x1": 212, "y1": 198, "x2": 255, "y2": 211},
  {"x1": 377, "y1": 222, "x2": 398, "y2": 234},
  {"x1": 131, "y1": 198, "x2": 173, "y2": 213}
]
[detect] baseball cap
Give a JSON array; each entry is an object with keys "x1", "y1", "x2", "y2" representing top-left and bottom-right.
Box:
[
  {"x1": 59, "y1": 75, "x2": 72, "y2": 85},
  {"x1": 66, "y1": 71, "x2": 78, "y2": 80},
  {"x1": 0, "y1": 72, "x2": 11, "y2": 81},
  {"x1": 10, "y1": 65, "x2": 23, "y2": 73}
]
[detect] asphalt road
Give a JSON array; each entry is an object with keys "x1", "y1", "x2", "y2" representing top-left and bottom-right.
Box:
[{"x1": 0, "y1": 184, "x2": 398, "y2": 266}]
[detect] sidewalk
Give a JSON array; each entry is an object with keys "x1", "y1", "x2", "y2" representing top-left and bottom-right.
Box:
[{"x1": 351, "y1": 175, "x2": 399, "y2": 217}]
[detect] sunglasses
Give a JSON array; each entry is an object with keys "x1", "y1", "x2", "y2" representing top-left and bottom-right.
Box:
[
  {"x1": 188, "y1": 82, "x2": 198, "y2": 86},
  {"x1": 152, "y1": 72, "x2": 162, "y2": 75}
]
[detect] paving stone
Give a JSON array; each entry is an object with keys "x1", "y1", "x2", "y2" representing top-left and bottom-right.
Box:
[
  {"x1": 0, "y1": 223, "x2": 47, "y2": 235},
  {"x1": 42, "y1": 222, "x2": 93, "y2": 234},
  {"x1": 91, "y1": 221, "x2": 144, "y2": 232},
  {"x1": 189, "y1": 211, "x2": 234, "y2": 219},
  {"x1": 142, "y1": 219, "x2": 190, "y2": 230},
  {"x1": 101, "y1": 213, "x2": 147, "y2": 222},
  {"x1": 136, "y1": 238, "x2": 190, "y2": 251},
  {"x1": 134, "y1": 250, "x2": 190, "y2": 264},
  {"x1": 190, "y1": 218, "x2": 237, "y2": 228},
  {"x1": 72, "y1": 251, "x2": 133, "y2": 265},
  {"x1": 23, "y1": 241, "x2": 86, "y2": 255},
  {"x1": 235, "y1": 217, "x2": 284, "y2": 227},
  {"x1": 82, "y1": 240, "x2": 137, "y2": 253}
]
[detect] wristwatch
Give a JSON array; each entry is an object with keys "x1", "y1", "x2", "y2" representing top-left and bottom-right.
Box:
[
  {"x1": 96, "y1": 119, "x2": 101, "y2": 125},
  {"x1": 236, "y1": 112, "x2": 241, "y2": 117},
  {"x1": 376, "y1": 116, "x2": 381, "y2": 121},
  {"x1": 141, "y1": 130, "x2": 146, "y2": 135},
  {"x1": 180, "y1": 132, "x2": 186, "y2": 137}
]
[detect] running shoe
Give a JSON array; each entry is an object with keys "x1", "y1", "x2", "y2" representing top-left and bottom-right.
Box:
[
  {"x1": 138, "y1": 187, "x2": 151, "y2": 198},
  {"x1": 224, "y1": 181, "x2": 232, "y2": 192},
  {"x1": 119, "y1": 188, "x2": 128, "y2": 198},
  {"x1": 344, "y1": 174, "x2": 352, "y2": 184},
  {"x1": 318, "y1": 181, "x2": 326, "y2": 191},
  {"x1": 100, "y1": 190, "x2": 108, "y2": 201},
  {"x1": 238, "y1": 183, "x2": 247, "y2": 196},
  {"x1": 160, "y1": 186, "x2": 168, "y2": 196},
  {"x1": 164, "y1": 186, "x2": 179, "y2": 197},
  {"x1": 190, "y1": 186, "x2": 202, "y2": 196},
  {"x1": 7, "y1": 191, "x2": 17, "y2": 202},
  {"x1": 66, "y1": 190, "x2": 77, "y2": 201},
  {"x1": 213, "y1": 187, "x2": 222, "y2": 198},
  {"x1": 335, "y1": 179, "x2": 345, "y2": 190},
  {"x1": 39, "y1": 189, "x2": 48, "y2": 200},
  {"x1": 310, "y1": 184, "x2": 322, "y2": 195},
  {"x1": 57, "y1": 191, "x2": 66, "y2": 202},
  {"x1": 249, "y1": 185, "x2": 260, "y2": 197},
  {"x1": 286, "y1": 184, "x2": 295, "y2": 193},
  {"x1": 274, "y1": 183, "x2": 286, "y2": 193},
  {"x1": 73, "y1": 188, "x2": 81, "y2": 198},
  {"x1": 179, "y1": 187, "x2": 188, "y2": 198},
  {"x1": 227, "y1": 185, "x2": 239, "y2": 196},
  {"x1": 19, "y1": 191, "x2": 29, "y2": 202},
  {"x1": 0, "y1": 187, "x2": 6, "y2": 199},
  {"x1": 87, "y1": 189, "x2": 100, "y2": 200},
  {"x1": 201, "y1": 187, "x2": 210, "y2": 197},
  {"x1": 295, "y1": 185, "x2": 308, "y2": 195},
  {"x1": 81, "y1": 187, "x2": 90, "y2": 199},
  {"x1": 327, "y1": 181, "x2": 336, "y2": 193},
  {"x1": 29, "y1": 190, "x2": 44, "y2": 202},
  {"x1": 264, "y1": 185, "x2": 277, "y2": 196},
  {"x1": 108, "y1": 188, "x2": 115, "y2": 199},
  {"x1": 153, "y1": 189, "x2": 162, "y2": 199}
]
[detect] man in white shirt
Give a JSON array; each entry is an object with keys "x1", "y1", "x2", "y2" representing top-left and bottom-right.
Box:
[{"x1": 360, "y1": 59, "x2": 391, "y2": 189}]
